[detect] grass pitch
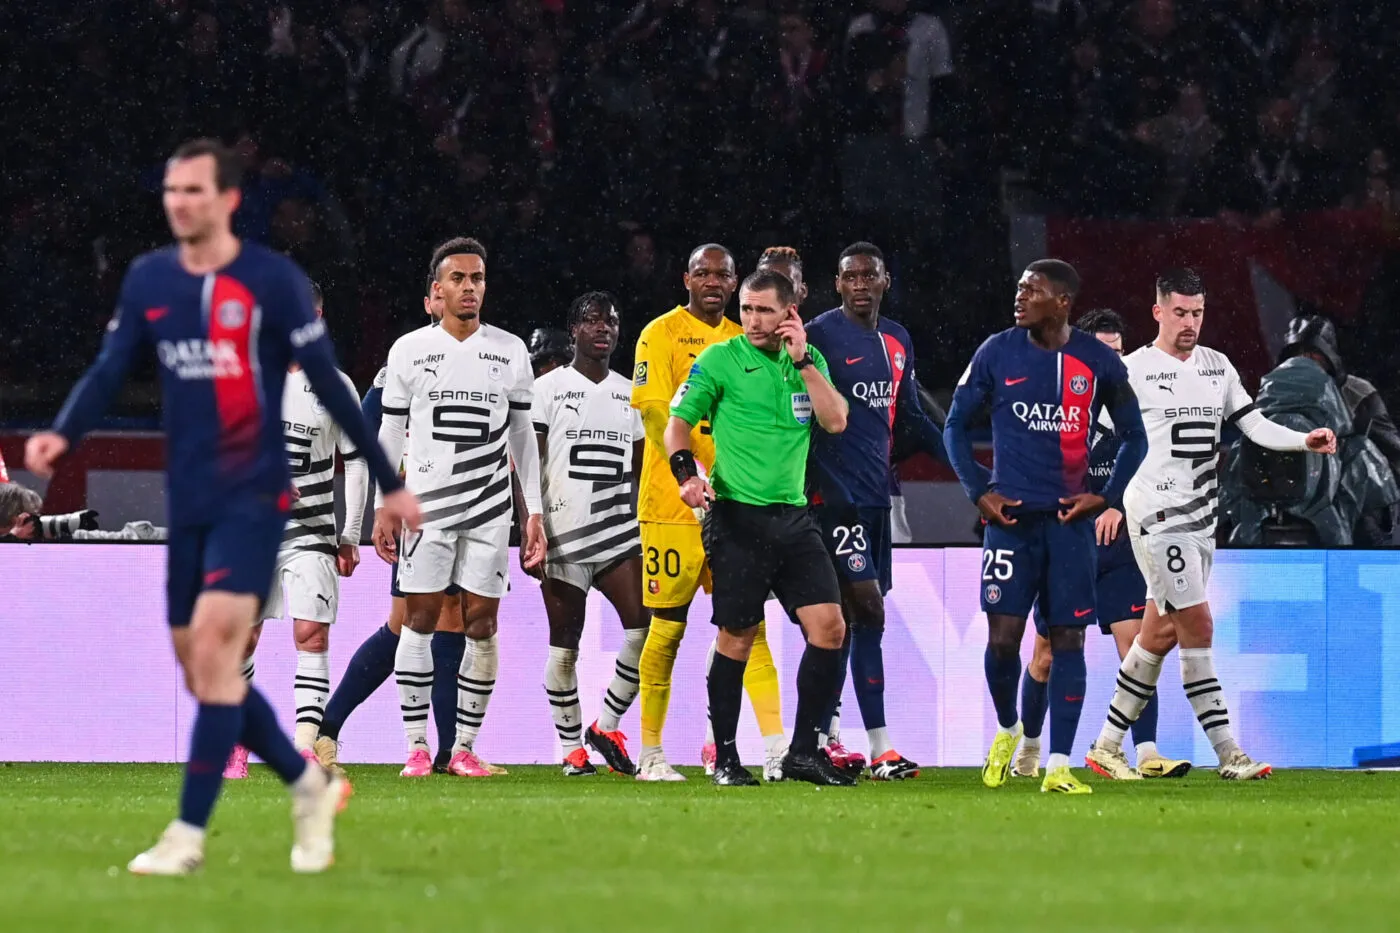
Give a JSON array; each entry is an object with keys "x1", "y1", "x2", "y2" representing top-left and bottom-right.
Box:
[{"x1": 1, "y1": 764, "x2": 1397, "y2": 932}]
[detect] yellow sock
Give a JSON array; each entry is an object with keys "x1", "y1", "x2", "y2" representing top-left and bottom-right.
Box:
[
  {"x1": 638, "y1": 618, "x2": 685, "y2": 747},
  {"x1": 743, "y1": 620, "x2": 784, "y2": 738}
]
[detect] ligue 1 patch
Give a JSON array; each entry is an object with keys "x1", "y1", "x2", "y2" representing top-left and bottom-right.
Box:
[
  {"x1": 1173, "y1": 575, "x2": 1188, "y2": 593},
  {"x1": 311, "y1": 394, "x2": 326, "y2": 415},
  {"x1": 373, "y1": 365, "x2": 388, "y2": 388},
  {"x1": 1069, "y1": 374, "x2": 1089, "y2": 395},
  {"x1": 847, "y1": 553, "x2": 867, "y2": 573},
  {"x1": 218, "y1": 299, "x2": 247, "y2": 329},
  {"x1": 985, "y1": 583, "x2": 1002, "y2": 604},
  {"x1": 488, "y1": 362, "x2": 504, "y2": 381},
  {"x1": 671, "y1": 382, "x2": 691, "y2": 408},
  {"x1": 634, "y1": 361, "x2": 649, "y2": 386},
  {"x1": 791, "y1": 392, "x2": 812, "y2": 425}
]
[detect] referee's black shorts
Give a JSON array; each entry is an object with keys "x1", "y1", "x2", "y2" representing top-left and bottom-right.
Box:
[{"x1": 701, "y1": 499, "x2": 841, "y2": 631}]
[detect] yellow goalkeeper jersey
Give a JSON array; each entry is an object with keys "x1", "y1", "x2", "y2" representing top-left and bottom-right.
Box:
[{"x1": 630, "y1": 305, "x2": 742, "y2": 524}]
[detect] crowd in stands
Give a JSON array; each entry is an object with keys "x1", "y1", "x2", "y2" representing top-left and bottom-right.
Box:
[{"x1": 4, "y1": 0, "x2": 1400, "y2": 422}]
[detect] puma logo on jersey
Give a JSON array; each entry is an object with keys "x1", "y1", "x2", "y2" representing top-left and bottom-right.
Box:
[
  {"x1": 316, "y1": 594, "x2": 331, "y2": 607},
  {"x1": 564, "y1": 403, "x2": 580, "y2": 415},
  {"x1": 1157, "y1": 384, "x2": 1174, "y2": 394},
  {"x1": 424, "y1": 366, "x2": 438, "y2": 376}
]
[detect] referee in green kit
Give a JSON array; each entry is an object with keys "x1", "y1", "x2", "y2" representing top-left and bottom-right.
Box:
[{"x1": 665, "y1": 268, "x2": 856, "y2": 787}]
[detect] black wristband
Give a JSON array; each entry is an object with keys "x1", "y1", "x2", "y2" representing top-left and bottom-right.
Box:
[
  {"x1": 793, "y1": 352, "x2": 814, "y2": 370},
  {"x1": 670, "y1": 449, "x2": 699, "y2": 485}
]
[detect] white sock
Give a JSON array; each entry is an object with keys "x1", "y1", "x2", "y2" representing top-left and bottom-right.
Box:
[
  {"x1": 545, "y1": 646, "x2": 583, "y2": 755},
  {"x1": 1180, "y1": 647, "x2": 1239, "y2": 763},
  {"x1": 997, "y1": 720, "x2": 1022, "y2": 739},
  {"x1": 293, "y1": 649, "x2": 330, "y2": 751},
  {"x1": 240, "y1": 656, "x2": 255, "y2": 683},
  {"x1": 1096, "y1": 639, "x2": 1164, "y2": 752},
  {"x1": 703, "y1": 638, "x2": 718, "y2": 745},
  {"x1": 867, "y1": 727, "x2": 893, "y2": 759},
  {"x1": 1047, "y1": 752, "x2": 1069, "y2": 772},
  {"x1": 454, "y1": 634, "x2": 499, "y2": 751},
  {"x1": 394, "y1": 628, "x2": 434, "y2": 751},
  {"x1": 1135, "y1": 740, "x2": 1159, "y2": 765},
  {"x1": 763, "y1": 733, "x2": 788, "y2": 757},
  {"x1": 830, "y1": 708, "x2": 842, "y2": 742},
  {"x1": 597, "y1": 628, "x2": 645, "y2": 732},
  {"x1": 1022, "y1": 735, "x2": 1042, "y2": 756}
]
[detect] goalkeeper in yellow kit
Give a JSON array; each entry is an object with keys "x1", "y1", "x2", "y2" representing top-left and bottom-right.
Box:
[{"x1": 629, "y1": 243, "x2": 788, "y2": 781}]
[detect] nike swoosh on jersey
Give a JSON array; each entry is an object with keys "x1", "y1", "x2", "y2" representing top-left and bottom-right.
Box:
[
  {"x1": 1004, "y1": 377, "x2": 1029, "y2": 386},
  {"x1": 846, "y1": 356, "x2": 864, "y2": 365},
  {"x1": 1073, "y1": 608, "x2": 1093, "y2": 617},
  {"x1": 744, "y1": 366, "x2": 760, "y2": 373},
  {"x1": 204, "y1": 568, "x2": 232, "y2": 585},
  {"x1": 145, "y1": 307, "x2": 169, "y2": 321},
  {"x1": 1131, "y1": 604, "x2": 1147, "y2": 613}
]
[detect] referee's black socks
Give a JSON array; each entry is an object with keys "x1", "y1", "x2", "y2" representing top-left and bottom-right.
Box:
[
  {"x1": 707, "y1": 652, "x2": 747, "y2": 768},
  {"x1": 794, "y1": 645, "x2": 843, "y2": 755}
]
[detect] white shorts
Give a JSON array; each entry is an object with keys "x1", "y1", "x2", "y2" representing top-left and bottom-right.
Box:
[
  {"x1": 1129, "y1": 528, "x2": 1214, "y2": 612},
  {"x1": 262, "y1": 550, "x2": 339, "y2": 624},
  {"x1": 398, "y1": 525, "x2": 511, "y2": 598},
  {"x1": 545, "y1": 556, "x2": 630, "y2": 593}
]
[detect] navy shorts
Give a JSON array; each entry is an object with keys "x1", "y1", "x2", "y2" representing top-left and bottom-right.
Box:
[
  {"x1": 1034, "y1": 539, "x2": 1147, "y2": 636},
  {"x1": 167, "y1": 497, "x2": 288, "y2": 628},
  {"x1": 982, "y1": 512, "x2": 1097, "y2": 630},
  {"x1": 389, "y1": 554, "x2": 462, "y2": 599},
  {"x1": 813, "y1": 504, "x2": 893, "y2": 596}
]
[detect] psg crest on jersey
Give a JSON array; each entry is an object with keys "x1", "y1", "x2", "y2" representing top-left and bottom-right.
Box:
[
  {"x1": 217, "y1": 299, "x2": 246, "y2": 329},
  {"x1": 985, "y1": 583, "x2": 1002, "y2": 604},
  {"x1": 847, "y1": 553, "x2": 867, "y2": 573},
  {"x1": 1069, "y1": 374, "x2": 1089, "y2": 395}
]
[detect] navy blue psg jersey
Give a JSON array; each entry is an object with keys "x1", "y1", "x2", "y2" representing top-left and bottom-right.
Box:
[
  {"x1": 1086, "y1": 417, "x2": 1135, "y2": 566},
  {"x1": 52, "y1": 243, "x2": 401, "y2": 525},
  {"x1": 806, "y1": 308, "x2": 934, "y2": 509},
  {"x1": 944, "y1": 327, "x2": 1145, "y2": 513}
]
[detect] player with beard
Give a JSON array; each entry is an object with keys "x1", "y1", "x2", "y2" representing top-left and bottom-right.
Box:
[{"x1": 1085, "y1": 269, "x2": 1335, "y2": 781}]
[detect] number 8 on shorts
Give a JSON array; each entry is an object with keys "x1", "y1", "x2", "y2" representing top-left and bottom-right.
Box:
[{"x1": 1129, "y1": 529, "x2": 1214, "y2": 613}]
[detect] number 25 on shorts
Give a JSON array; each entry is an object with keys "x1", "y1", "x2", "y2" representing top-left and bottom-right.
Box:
[{"x1": 982, "y1": 548, "x2": 1014, "y2": 581}]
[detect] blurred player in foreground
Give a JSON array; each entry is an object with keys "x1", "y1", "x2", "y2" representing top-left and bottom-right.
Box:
[
  {"x1": 1086, "y1": 269, "x2": 1335, "y2": 781},
  {"x1": 668, "y1": 269, "x2": 854, "y2": 786},
  {"x1": 631, "y1": 244, "x2": 786, "y2": 782},
  {"x1": 945, "y1": 259, "x2": 1146, "y2": 795},
  {"x1": 531, "y1": 292, "x2": 650, "y2": 775},
  {"x1": 804, "y1": 242, "x2": 945, "y2": 781},
  {"x1": 1013, "y1": 309, "x2": 1190, "y2": 780},
  {"x1": 224, "y1": 280, "x2": 370, "y2": 778},
  {"x1": 372, "y1": 237, "x2": 546, "y2": 778},
  {"x1": 26, "y1": 138, "x2": 418, "y2": 874}
]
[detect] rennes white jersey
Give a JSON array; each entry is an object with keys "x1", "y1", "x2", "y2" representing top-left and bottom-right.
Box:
[
  {"x1": 281, "y1": 368, "x2": 359, "y2": 556},
  {"x1": 381, "y1": 323, "x2": 532, "y2": 530},
  {"x1": 531, "y1": 366, "x2": 642, "y2": 565},
  {"x1": 1122, "y1": 344, "x2": 1254, "y2": 537}
]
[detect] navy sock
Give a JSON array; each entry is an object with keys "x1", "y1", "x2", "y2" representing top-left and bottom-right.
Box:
[
  {"x1": 821, "y1": 631, "x2": 851, "y2": 735},
  {"x1": 984, "y1": 645, "x2": 1022, "y2": 729},
  {"x1": 1048, "y1": 647, "x2": 1088, "y2": 757},
  {"x1": 320, "y1": 623, "x2": 398, "y2": 741},
  {"x1": 1020, "y1": 669, "x2": 1049, "y2": 740},
  {"x1": 179, "y1": 703, "x2": 244, "y2": 829},
  {"x1": 432, "y1": 631, "x2": 466, "y2": 765},
  {"x1": 850, "y1": 626, "x2": 887, "y2": 730},
  {"x1": 1131, "y1": 688, "x2": 1160, "y2": 749},
  {"x1": 241, "y1": 685, "x2": 309, "y2": 784}
]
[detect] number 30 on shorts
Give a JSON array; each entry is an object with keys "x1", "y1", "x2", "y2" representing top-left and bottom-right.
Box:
[
  {"x1": 646, "y1": 546, "x2": 681, "y2": 578},
  {"x1": 982, "y1": 548, "x2": 1014, "y2": 581}
]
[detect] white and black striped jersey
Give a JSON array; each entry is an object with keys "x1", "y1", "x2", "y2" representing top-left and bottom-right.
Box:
[
  {"x1": 1122, "y1": 344, "x2": 1256, "y2": 538},
  {"x1": 281, "y1": 368, "x2": 361, "y2": 556},
  {"x1": 380, "y1": 323, "x2": 533, "y2": 530},
  {"x1": 532, "y1": 366, "x2": 642, "y2": 565}
]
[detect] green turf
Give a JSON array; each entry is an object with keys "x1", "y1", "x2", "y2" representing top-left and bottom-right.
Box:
[{"x1": 1, "y1": 764, "x2": 1398, "y2": 932}]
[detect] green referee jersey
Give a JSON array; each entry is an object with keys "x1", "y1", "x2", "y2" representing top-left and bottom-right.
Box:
[{"x1": 670, "y1": 335, "x2": 830, "y2": 507}]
